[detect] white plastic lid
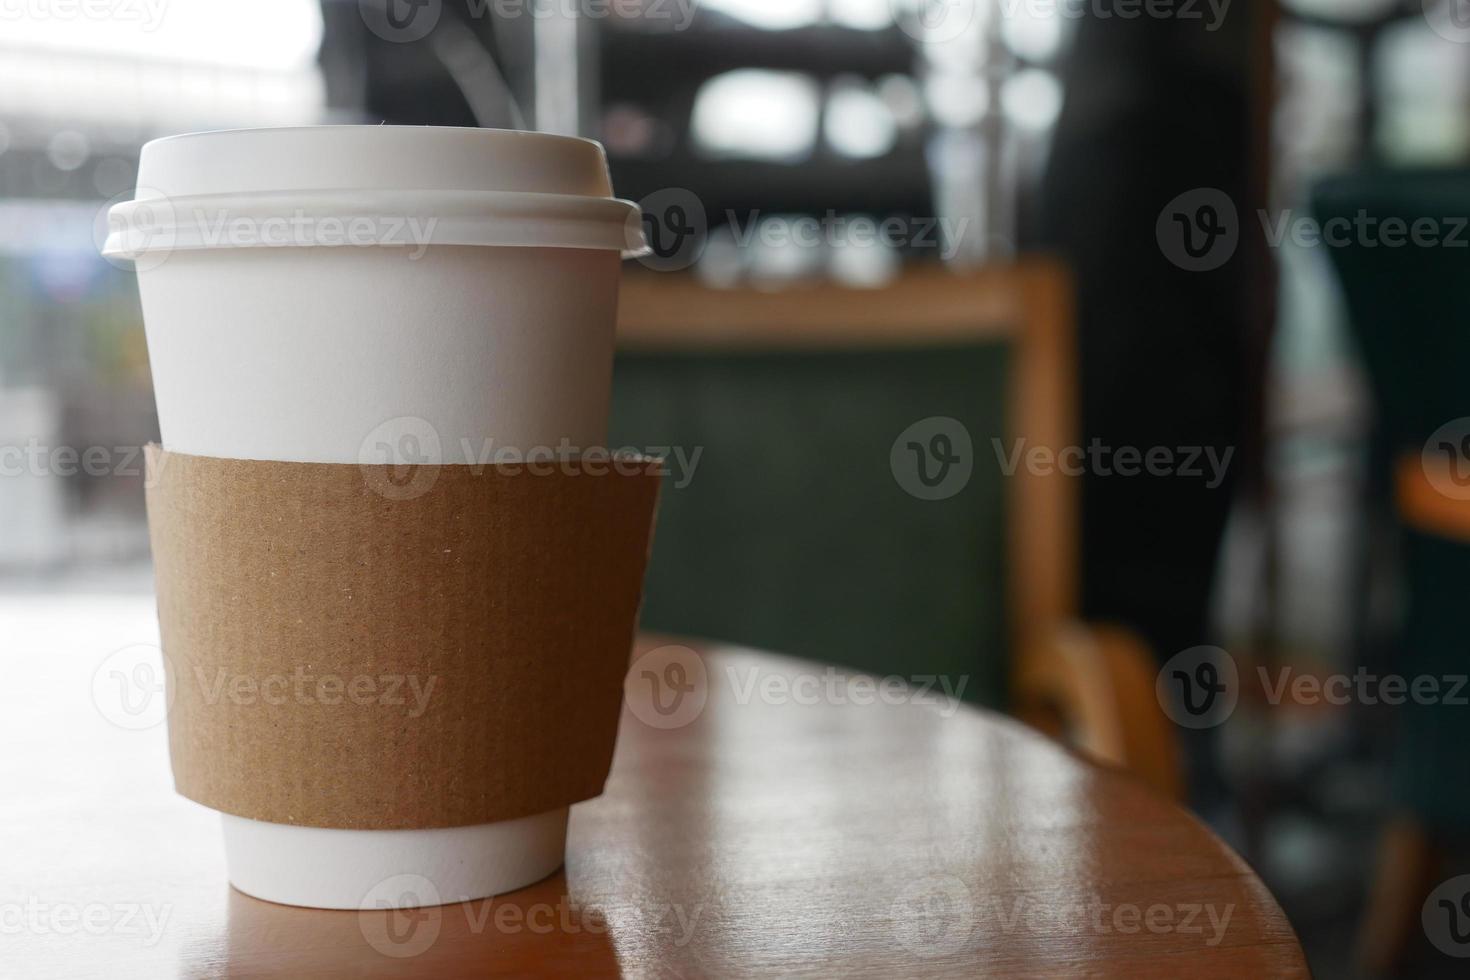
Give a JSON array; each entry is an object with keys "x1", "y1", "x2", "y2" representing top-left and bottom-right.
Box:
[{"x1": 103, "y1": 126, "x2": 647, "y2": 259}]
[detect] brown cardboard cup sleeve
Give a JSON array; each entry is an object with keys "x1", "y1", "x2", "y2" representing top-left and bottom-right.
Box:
[{"x1": 144, "y1": 446, "x2": 661, "y2": 831}]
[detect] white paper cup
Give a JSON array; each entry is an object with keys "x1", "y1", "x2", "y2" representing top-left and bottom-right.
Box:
[{"x1": 106, "y1": 126, "x2": 648, "y2": 910}]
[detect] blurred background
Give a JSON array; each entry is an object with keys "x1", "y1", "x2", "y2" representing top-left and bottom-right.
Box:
[{"x1": 4, "y1": 0, "x2": 1470, "y2": 975}]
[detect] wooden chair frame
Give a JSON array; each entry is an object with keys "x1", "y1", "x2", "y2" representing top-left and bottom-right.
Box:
[{"x1": 616, "y1": 260, "x2": 1182, "y2": 800}]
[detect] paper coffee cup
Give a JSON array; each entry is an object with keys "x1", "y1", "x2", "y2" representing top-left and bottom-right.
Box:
[{"x1": 106, "y1": 126, "x2": 648, "y2": 910}]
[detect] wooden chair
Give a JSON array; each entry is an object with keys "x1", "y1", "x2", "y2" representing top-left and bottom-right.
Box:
[{"x1": 611, "y1": 260, "x2": 1182, "y2": 800}]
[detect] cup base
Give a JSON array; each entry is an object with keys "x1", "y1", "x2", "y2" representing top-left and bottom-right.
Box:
[{"x1": 221, "y1": 808, "x2": 569, "y2": 910}]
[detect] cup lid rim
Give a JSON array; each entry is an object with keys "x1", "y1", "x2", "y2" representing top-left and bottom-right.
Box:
[
  {"x1": 144, "y1": 125, "x2": 604, "y2": 154},
  {"x1": 106, "y1": 127, "x2": 649, "y2": 260},
  {"x1": 134, "y1": 125, "x2": 620, "y2": 201}
]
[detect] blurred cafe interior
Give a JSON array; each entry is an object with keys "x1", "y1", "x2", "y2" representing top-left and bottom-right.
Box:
[{"x1": 4, "y1": 0, "x2": 1470, "y2": 976}]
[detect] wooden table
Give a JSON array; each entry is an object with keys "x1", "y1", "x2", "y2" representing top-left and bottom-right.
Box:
[{"x1": 1, "y1": 599, "x2": 1307, "y2": 978}]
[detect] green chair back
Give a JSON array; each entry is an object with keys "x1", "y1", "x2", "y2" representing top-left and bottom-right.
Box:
[
  {"x1": 609, "y1": 342, "x2": 1013, "y2": 705},
  {"x1": 1315, "y1": 169, "x2": 1470, "y2": 832},
  {"x1": 1314, "y1": 171, "x2": 1470, "y2": 448}
]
